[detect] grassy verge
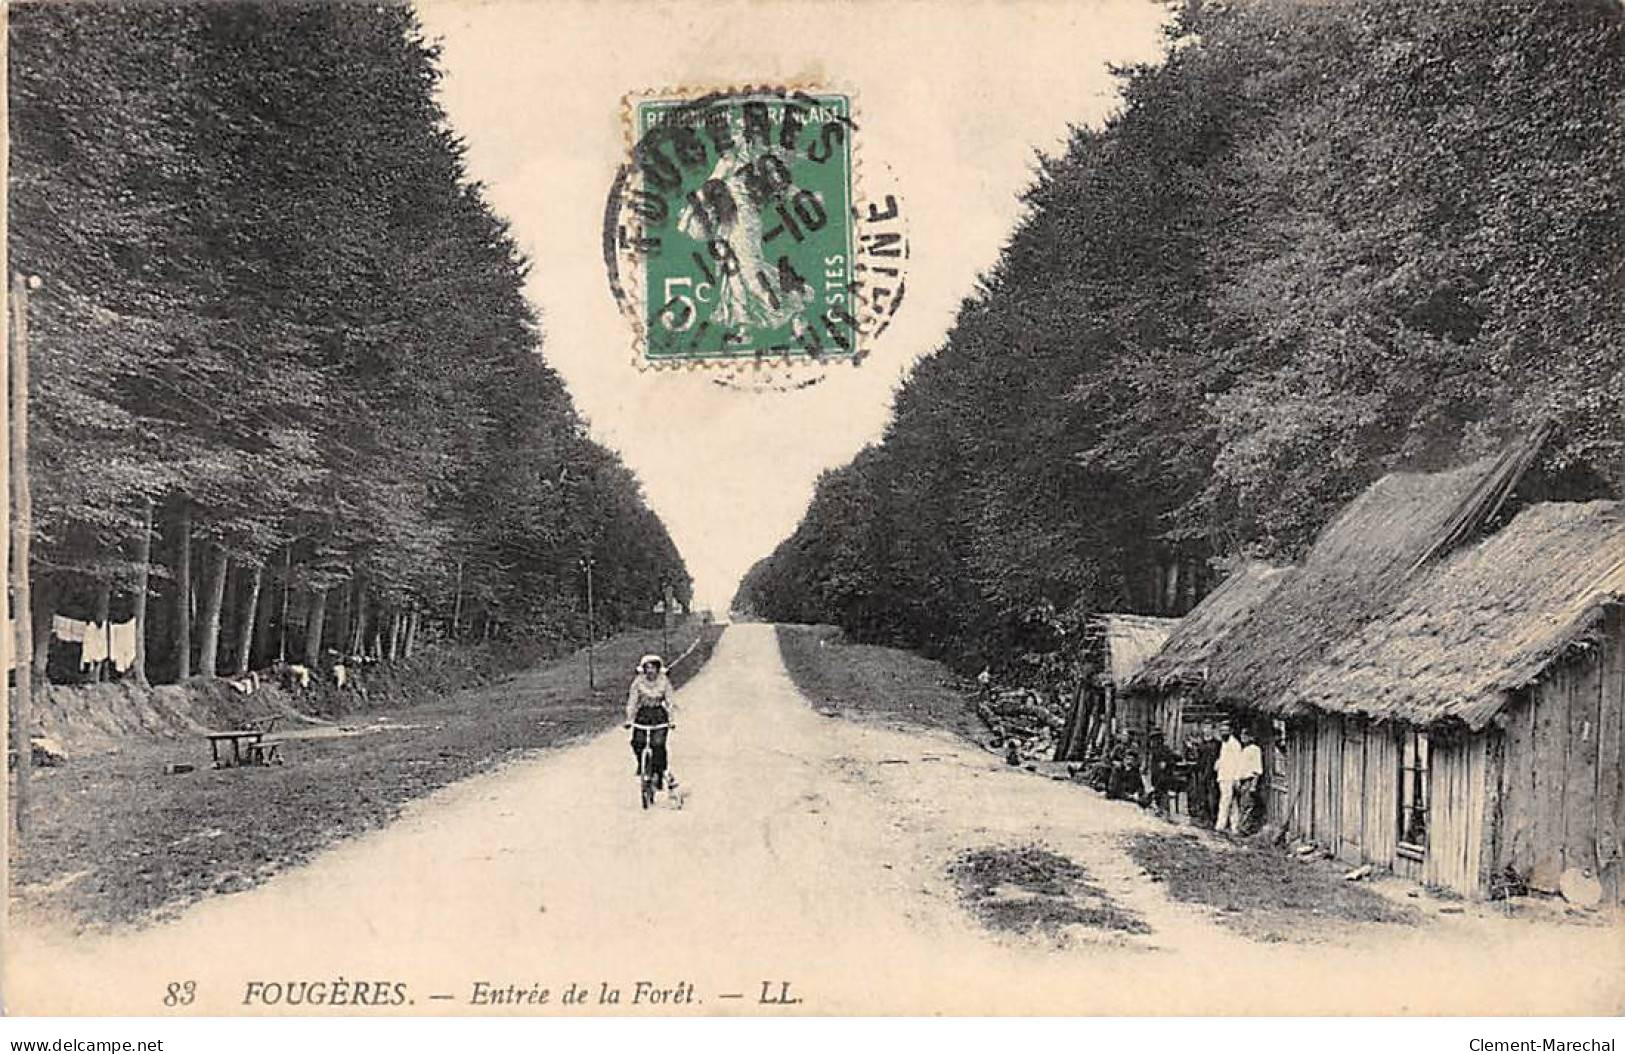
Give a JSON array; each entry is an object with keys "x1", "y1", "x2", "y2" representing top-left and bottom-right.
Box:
[
  {"x1": 950, "y1": 844, "x2": 1149, "y2": 940},
  {"x1": 1125, "y1": 831, "x2": 1419, "y2": 942},
  {"x1": 774, "y1": 624, "x2": 986, "y2": 743},
  {"x1": 10, "y1": 621, "x2": 724, "y2": 931}
]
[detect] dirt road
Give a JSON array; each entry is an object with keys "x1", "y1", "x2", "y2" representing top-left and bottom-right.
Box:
[{"x1": 8, "y1": 625, "x2": 1622, "y2": 1015}]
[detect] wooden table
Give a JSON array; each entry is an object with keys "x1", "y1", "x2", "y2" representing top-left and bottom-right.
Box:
[{"x1": 204, "y1": 730, "x2": 264, "y2": 768}]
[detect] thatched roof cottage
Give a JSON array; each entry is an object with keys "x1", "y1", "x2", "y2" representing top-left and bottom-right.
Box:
[{"x1": 1126, "y1": 445, "x2": 1624, "y2": 904}]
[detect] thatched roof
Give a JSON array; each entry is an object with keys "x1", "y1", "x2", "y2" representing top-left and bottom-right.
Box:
[
  {"x1": 1091, "y1": 613, "x2": 1181, "y2": 686},
  {"x1": 1128, "y1": 562, "x2": 1294, "y2": 690},
  {"x1": 1284, "y1": 501, "x2": 1625, "y2": 730},
  {"x1": 1150, "y1": 455, "x2": 1509, "y2": 712}
]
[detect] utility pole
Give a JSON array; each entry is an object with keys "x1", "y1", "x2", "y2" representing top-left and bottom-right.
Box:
[
  {"x1": 580, "y1": 556, "x2": 596, "y2": 690},
  {"x1": 9, "y1": 274, "x2": 37, "y2": 835},
  {"x1": 1, "y1": 275, "x2": 13, "y2": 841},
  {"x1": 660, "y1": 578, "x2": 672, "y2": 659}
]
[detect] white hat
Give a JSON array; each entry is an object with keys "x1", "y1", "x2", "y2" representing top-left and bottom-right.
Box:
[{"x1": 637, "y1": 654, "x2": 664, "y2": 671}]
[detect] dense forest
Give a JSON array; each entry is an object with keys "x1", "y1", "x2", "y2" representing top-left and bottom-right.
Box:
[
  {"x1": 735, "y1": 0, "x2": 1624, "y2": 681},
  {"x1": 9, "y1": 1, "x2": 690, "y2": 686}
]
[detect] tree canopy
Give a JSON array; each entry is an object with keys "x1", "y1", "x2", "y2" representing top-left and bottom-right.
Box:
[
  {"x1": 10, "y1": 0, "x2": 690, "y2": 682},
  {"x1": 735, "y1": 0, "x2": 1624, "y2": 681}
]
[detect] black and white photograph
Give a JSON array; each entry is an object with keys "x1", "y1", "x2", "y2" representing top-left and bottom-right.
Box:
[{"x1": 2, "y1": 0, "x2": 1623, "y2": 1033}]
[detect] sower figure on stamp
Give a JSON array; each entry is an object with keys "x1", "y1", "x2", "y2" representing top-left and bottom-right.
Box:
[{"x1": 625, "y1": 654, "x2": 676, "y2": 789}]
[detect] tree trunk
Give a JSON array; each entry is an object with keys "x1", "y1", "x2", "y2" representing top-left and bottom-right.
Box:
[
  {"x1": 130, "y1": 499, "x2": 152, "y2": 687},
  {"x1": 197, "y1": 542, "x2": 228, "y2": 676},
  {"x1": 253, "y1": 551, "x2": 277, "y2": 669},
  {"x1": 172, "y1": 501, "x2": 192, "y2": 680},
  {"x1": 333, "y1": 575, "x2": 352, "y2": 661},
  {"x1": 91, "y1": 577, "x2": 111, "y2": 683},
  {"x1": 350, "y1": 579, "x2": 369, "y2": 656},
  {"x1": 31, "y1": 575, "x2": 54, "y2": 683},
  {"x1": 276, "y1": 546, "x2": 292, "y2": 662},
  {"x1": 405, "y1": 608, "x2": 420, "y2": 658},
  {"x1": 10, "y1": 275, "x2": 33, "y2": 834},
  {"x1": 304, "y1": 585, "x2": 328, "y2": 670},
  {"x1": 234, "y1": 561, "x2": 262, "y2": 676},
  {"x1": 1163, "y1": 557, "x2": 1181, "y2": 615},
  {"x1": 451, "y1": 558, "x2": 464, "y2": 641}
]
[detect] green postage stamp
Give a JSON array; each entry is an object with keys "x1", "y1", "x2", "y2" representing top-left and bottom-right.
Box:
[{"x1": 605, "y1": 88, "x2": 905, "y2": 369}]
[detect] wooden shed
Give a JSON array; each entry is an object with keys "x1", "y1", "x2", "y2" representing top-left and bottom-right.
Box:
[
  {"x1": 1126, "y1": 443, "x2": 1625, "y2": 904},
  {"x1": 1279, "y1": 500, "x2": 1625, "y2": 901},
  {"x1": 1057, "y1": 613, "x2": 1180, "y2": 760}
]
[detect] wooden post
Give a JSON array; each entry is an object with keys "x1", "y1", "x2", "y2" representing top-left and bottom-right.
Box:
[
  {"x1": 661, "y1": 579, "x2": 672, "y2": 659},
  {"x1": 3, "y1": 275, "x2": 16, "y2": 836},
  {"x1": 10, "y1": 274, "x2": 35, "y2": 833}
]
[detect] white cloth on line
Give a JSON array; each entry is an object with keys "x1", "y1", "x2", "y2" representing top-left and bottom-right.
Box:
[
  {"x1": 109, "y1": 618, "x2": 138, "y2": 672},
  {"x1": 52, "y1": 615, "x2": 87, "y2": 643},
  {"x1": 81, "y1": 621, "x2": 109, "y2": 665}
]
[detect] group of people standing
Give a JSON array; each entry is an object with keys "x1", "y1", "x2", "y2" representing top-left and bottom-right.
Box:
[
  {"x1": 1091, "y1": 720, "x2": 1265, "y2": 836},
  {"x1": 1184, "y1": 722, "x2": 1264, "y2": 835}
]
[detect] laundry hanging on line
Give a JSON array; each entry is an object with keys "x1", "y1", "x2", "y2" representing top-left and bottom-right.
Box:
[
  {"x1": 81, "y1": 622, "x2": 108, "y2": 666},
  {"x1": 108, "y1": 619, "x2": 137, "y2": 673},
  {"x1": 52, "y1": 615, "x2": 88, "y2": 643}
]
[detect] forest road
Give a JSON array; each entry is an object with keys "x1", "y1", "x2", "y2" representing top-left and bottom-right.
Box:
[{"x1": 8, "y1": 624, "x2": 1623, "y2": 1015}]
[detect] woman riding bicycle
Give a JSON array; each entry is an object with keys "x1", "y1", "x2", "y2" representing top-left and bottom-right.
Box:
[{"x1": 625, "y1": 654, "x2": 675, "y2": 787}]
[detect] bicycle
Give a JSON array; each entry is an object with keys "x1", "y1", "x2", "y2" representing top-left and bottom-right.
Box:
[{"x1": 629, "y1": 721, "x2": 672, "y2": 809}]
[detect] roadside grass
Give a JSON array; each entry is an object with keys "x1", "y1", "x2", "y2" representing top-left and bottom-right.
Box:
[
  {"x1": 1125, "y1": 831, "x2": 1420, "y2": 942},
  {"x1": 774, "y1": 624, "x2": 986, "y2": 743},
  {"x1": 950, "y1": 844, "x2": 1150, "y2": 940},
  {"x1": 10, "y1": 621, "x2": 723, "y2": 931}
]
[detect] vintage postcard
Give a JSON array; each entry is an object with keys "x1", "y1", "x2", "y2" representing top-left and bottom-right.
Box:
[{"x1": 3, "y1": 0, "x2": 1623, "y2": 1027}]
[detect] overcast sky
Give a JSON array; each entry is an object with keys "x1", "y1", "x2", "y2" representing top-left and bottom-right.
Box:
[{"x1": 416, "y1": 0, "x2": 1170, "y2": 610}]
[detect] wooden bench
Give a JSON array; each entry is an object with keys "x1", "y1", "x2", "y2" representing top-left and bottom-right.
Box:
[{"x1": 205, "y1": 717, "x2": 284, "y2": 768}]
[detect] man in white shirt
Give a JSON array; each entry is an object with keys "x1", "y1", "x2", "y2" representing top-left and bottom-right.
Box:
[
  {"x1": 1215, "y1": 724, "x2": 1247, "y2": 834},
  {"x1": 1234, "y1": 728, "x2": 1264, "y2": 833}
]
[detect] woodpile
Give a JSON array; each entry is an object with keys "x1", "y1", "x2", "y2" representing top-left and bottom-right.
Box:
[{"x1": 976, "y1": 687, "x2": 1067, "y2": 763}]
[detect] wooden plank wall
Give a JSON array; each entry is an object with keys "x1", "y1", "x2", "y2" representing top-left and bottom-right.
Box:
[
  {"x1": 1339, "y1": 718, "x2": 1367, "y2": 864},
  {"x1": 1362, "y1": 726, "x2": 1399, "y2": 868},
  {"x1": 1315, "y1": 718, "x2": 1343, "y2": 848},
  {"x1": 1287, "y1": 719, "x2": 1316, "y2": 841},
  {"x1": 1600, "y1": 609, "x2": 1624, "y2": 906},
  {"x1": 1424, "y1": 735, "x2": 1485, "y2": 893},
  {"x1": 1499, "y1": 682, "x2": 1539, "y2": 884},
  {"x1": 1497, "y1": 617, "x2": 1623, "y2": 905},
  {"x1": 1565, "y1": 643, "x2": 1603, "y2": 883},
  {"x1": 1530, "y1": 664, "x2": 1572, "y2": 890}
]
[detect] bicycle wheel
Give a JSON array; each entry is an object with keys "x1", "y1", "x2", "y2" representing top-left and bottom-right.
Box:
[{"x1": 639, "y1": 746, "x2": 654, "y2": 809}]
